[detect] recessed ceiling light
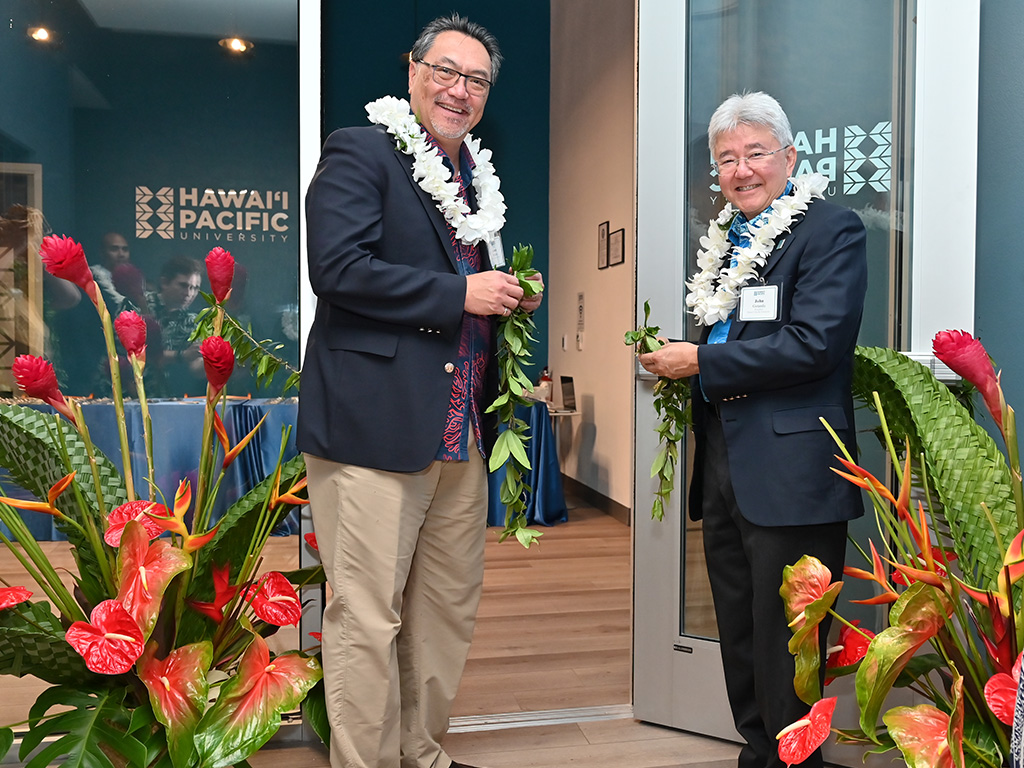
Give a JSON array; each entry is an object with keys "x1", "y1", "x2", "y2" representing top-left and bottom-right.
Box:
[
  {"x1": 28, "y1": 26, "x2": 53, "y2": 42},
  {"x1": 219, "y1": 37, "x2": 254, "y2": 54}
]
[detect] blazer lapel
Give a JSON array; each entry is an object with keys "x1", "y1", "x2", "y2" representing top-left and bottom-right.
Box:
[{"x1": 389, "y1": 147, "x2": 461, "y2": 270}]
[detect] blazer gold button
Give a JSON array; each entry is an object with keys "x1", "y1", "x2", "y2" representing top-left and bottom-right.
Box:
[{"x1": 444, "y1": 363, "x2": 455, "y2": 373}]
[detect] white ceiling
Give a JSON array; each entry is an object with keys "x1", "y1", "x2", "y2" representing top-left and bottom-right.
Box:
[{"x1": 77, "y1": 0, "x2": 298, "y2": 44}]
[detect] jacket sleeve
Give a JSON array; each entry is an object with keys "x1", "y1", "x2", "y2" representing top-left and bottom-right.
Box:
[
  {"x1": 304, "y1": 127, "x2": 467, "y2": 334},
  {"x1": 698, "y1": 206, "x2": 867, "y2": 401}
]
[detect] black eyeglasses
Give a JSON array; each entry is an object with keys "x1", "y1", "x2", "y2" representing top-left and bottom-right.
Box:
[{"x1": 416, "y1": 60, "x2": 492, "y2": 96}]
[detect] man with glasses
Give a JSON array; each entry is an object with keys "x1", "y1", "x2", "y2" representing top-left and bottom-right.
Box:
[
  {"x1": 300, "y1": 13, "x2": 542, "y2": 768},
  {"x1": 639, "y1": 92, "x2": 866, "y2": 768}
]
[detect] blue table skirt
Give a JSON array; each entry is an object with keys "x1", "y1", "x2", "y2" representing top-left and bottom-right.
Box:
[{"x1": 487, "y1": 401, "x2": 568, "y2": 527}]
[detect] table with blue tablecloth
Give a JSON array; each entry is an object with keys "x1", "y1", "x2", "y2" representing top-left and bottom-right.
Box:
[{"x1": 487, "y1": 400, "x2": 568, "y2": 527}]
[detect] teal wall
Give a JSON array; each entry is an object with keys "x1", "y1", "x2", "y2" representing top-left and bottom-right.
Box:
[
  {"x1": 320, "y1": 1, "x2": 552, "y2": 373},
  {"x1": 976, "y1": 0, "x2": 1024, "y2": 421}
]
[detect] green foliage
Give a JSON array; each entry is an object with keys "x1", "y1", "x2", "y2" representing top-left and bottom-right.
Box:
[
  {"x1": 0, "y1": 600, "x2": 94, "y2": 686},
  {"x1": 486, "y1": 244, "x2": 543, "y2": 548},
  {"x1": 853, "y1": 345, "x2": 1017, "y2": 589},
  {"x1": 192, "y1": 296, "x2": 300, "y2": 396},
  {"x1": 21, "y1": 686, "x2": 148, "y2": 768},
  {"x1": 301, "y1": 678, "x2": 331, "y2": 748},
  {"x1": 625, "y1": 300, "x2": 692, "y2": 520}
]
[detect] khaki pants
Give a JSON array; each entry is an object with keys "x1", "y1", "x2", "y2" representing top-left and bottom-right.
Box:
[{"x1": 305, "y1": 445, "x2": 487, "y2": 768}]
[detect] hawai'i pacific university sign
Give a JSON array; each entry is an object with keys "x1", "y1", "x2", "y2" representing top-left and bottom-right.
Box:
[{"x1": 135, "y1": 186, "x2": 291, "y2": 243}]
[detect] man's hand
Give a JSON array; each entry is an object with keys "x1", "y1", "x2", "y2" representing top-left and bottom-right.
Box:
[
  {"x1": 465, "y1": 271, "x2": 525, "y2": 316},
  {"x1": 639, "y1": 341, "x2": 700, "y2": 380}
]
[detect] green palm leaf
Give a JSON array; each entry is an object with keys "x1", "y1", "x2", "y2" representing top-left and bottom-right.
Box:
[
  {"x1": 0, "y1": 600, "x2": 94, "y2": 686},
  {"x1": 852, "y1": 346, "x2": 1016, "y2": 588}
]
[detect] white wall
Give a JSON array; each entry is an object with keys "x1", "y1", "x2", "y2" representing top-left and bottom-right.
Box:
[{"x1": 549, "y1": 0, "x2": 637, "y2": 507}]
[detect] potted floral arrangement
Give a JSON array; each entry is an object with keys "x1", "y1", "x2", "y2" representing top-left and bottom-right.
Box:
[
  {"x1": 0, "y1": 236, "x2": 322, "y2": 767},
  {"x1": 777, "y1": 333, "x2": 1024, "y2": 767}
]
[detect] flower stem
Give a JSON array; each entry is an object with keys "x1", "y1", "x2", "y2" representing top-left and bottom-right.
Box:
[
  {"x1": 95, "y1": 297, "x2": 135, "y2": 501},
  {"x1": 130, "y1": 357, "x2": 157, "y2": 502}
]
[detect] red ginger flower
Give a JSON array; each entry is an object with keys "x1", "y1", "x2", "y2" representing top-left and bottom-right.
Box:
[
  {"x1": 200, "y1": 336, "x2": 234, "y2": 394},
  {"x1": 39, "y1": 234, "x2": 99, "y2": 305},
  {"x1": 205, "y1": 247, "x2": 235, "y2": 303},
  {"x1": 933, "y1": 329, "x2": 1004, "y2": 431},
  {"x1": 65, "y1": 599, "x2": 145, "y2": 674},
  {"x1": 11, "y1": 355, "x2": 77, "y2": 425},
  {"x1": 114, "y1": 310, "x2": 147, "y2": 361},
  {"x1": 0, "y1": 586, "x2": 33, "y2": 610},
  {"x1": 243, "y1": 571, "x2": 302, "y2": 626}
]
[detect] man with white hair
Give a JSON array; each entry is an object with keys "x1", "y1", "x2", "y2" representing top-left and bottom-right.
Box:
[{"x1": 640, "y1": 91, "x2": 867, "y2": 768}]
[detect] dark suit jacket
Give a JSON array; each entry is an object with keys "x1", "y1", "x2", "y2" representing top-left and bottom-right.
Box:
[
  {"x1": 688, "y1": 198, "x2": 867, "y2": 527},
  {"x1": 297, "y1": 125, "x2": 498, "y2": 472}
]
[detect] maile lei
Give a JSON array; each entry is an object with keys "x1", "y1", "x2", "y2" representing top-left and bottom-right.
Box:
[
  {"x1": 365, "y1": 95, "x2": 505, "y2": 246},
  {"x1": 685, "y1": 173, "x2": 828, "y2": 326},
  {"x1": 367, "y1": 96, "x2": 541, "y2": 547}
]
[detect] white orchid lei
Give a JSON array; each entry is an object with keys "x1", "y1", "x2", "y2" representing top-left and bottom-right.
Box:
[
  {"x1": 686, "y1": 173, "x2": 829, "y2": 326},
  {"x1": 365, "y1": 96, "x2": 506, "y2": 246}
]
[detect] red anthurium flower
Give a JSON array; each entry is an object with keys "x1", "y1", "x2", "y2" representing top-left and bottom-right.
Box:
[
  {"x1": 192, "y1": 631, "x2": 321, "y2": 764},
  {"x1": 200, "y1": 336, "x2": 234, "y2": 394},
  {"x1": 933, "y1": 329, "x2": 1004, "y2": 433},
  {"x1": 780, "y1": 555, "x2": 844, "y2": 704},
  {"x1": 243, "y1": 571, "x2": 302, "y2": 626},
  {"x1": 304, "y1": 532, "x2": 319, "y2": 551},
  {"x1": 825, "y1": 620, "x2": 875, "y2": 684},
  {"x1": 65, "y1": 599, "x2": 145, "y2": 674},
  {"x1": 845, "y1": 540, "x2": 899, "y2": 605},
  {"x1": 984, "y1": 651, "x2": 1023, "y2": 725},
  {"x1": 777, "y1": 696, "x2": 836, "y2": 767},
  {"x1": 189, "y1": 562, "x2": 238, "y2": 624},
  {"x1": 139, "y1": 640, "x2": 213, "y2": 768},
  {"x1": 309, "y1": 631, "x2": 322, "y2": 642},
  {"x1": 0, "y1": 471, "x2": 76, "y2": 518},
  {"x1": 114, "y1": 310, "x2": 147, "y2": 362},
  {"x1": 205, "y1": 247, "x2": 235, "y2": 303},
  {"x1": 0, "y1": 586, "x2": 33, "y2": 610},
  {"x1": 116, "y1": 521, "x2": 191, "y2": 639},
  {"x1": 884, "y1": 674, "x2": 964, "y2": 768},
  {"x1": 105, "y1": 500, "x2": 168, "y2": 546},
  {"x1": 39, "y1": 234, "x2": 99, "y2": 305},
  {"x1": 11, "y1": 355, "x2": 78, "y2": 425}
]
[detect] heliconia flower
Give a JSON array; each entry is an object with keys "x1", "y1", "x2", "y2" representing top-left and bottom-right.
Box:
[
  {"x1": 780, "y1": 555, "x2": 844, "y2": 704},
  {"x1": 844, "y1": 540, "x2": 899, "y2": 605},
  {"x1": 304, "y1": 532, "x2": 319, "y2": 551},
  {"x1": 138, "y1": 640, "x2": 213, "y2": 768},
  {"x1": 776, "y1": 696, "x2": 836, "y2": 767},
  {"x1": 243, "y1": 571, "x2": 302, "y2": 626},
  {"x1": 39, "y1": 234, "x2": 99, "y2": 305},
  {"x1": 213, "y1": 410, "x2": 267, "y2": 469},
  {"x1": 883, "y1": 674, "x2": 964, "y2": 768},
  {"x1": 270, "y1": 466, "x2": 308, "y2": 510},
  {"x1": 984, "y1": 651, "x2": 1023, "y2": 725},
  {"x1": 933, "y1": 329, "x2": 1004, "y2": 432},
  {"x1": 114, "y1": 310, "x2": 147, "y2": 361},
  {"x1": 205, "y1": 247, "x2": 235, "y2": 303},
  {"x1": 104, "y1": 500, "x2": 168, "y2": 546},
  {"x1": 891, "y1": 546, "x2": 957, "y2": 587},
  {"x1": 0, "y1": 586, "x2": 33, "y2": 610},
  {"x1": 116, "y1": 521, "x2": 191, "y2": 640},
  {"x1": 189, "y1": 562, "x2": 238, "y2": 624},
  {"x1": 200, "y1": 336, "x2": 234, "y2": 394},
  {"x1": 65, "y1": 599, "x2": 145, "y2": 674},
  {"x1": 825, "y1": 620, "x2": 875, "y2": 684},
  {"x1": 0, "y1": 471, "x2": 76, "y2": 518},
  {"x1": 11, "y1": 355, "x2": 78, "y2": 425},
  {"x1": 146, "y1": 479, "x2": 192, "y2": 539}
]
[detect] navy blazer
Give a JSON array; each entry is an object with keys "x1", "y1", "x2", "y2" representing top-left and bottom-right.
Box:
[
  {"x1": 688, "y1": 198, "x2": 867, "y2": 527},
  {"x1": 297, "y1": 125, "x2": 498, "y2": 472}
]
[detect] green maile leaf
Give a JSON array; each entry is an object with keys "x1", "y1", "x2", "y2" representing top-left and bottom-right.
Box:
[
  {"x1": 487, "y1": 431, "x2": 513, "y2": 473},
  {"x1": 21, "y1": 685, "x2": 147, "y2": 768},
  {"x1": 515, "y1": 526, "x2": 542, "y2": 548},
  {"x1": 855, "y1": 582, "x2": 953, "y2": 742},
  {"x1": 505, "y1": 432, "x2": 532, "y2": 471}
]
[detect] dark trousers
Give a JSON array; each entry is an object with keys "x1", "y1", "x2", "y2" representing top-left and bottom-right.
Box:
[{"x1": 701, "y1": 413, "x2": 847, "y2": 768}]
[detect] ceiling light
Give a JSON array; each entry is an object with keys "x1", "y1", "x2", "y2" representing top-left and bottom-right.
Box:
[
  {"x1": 28, "y1": 26, "x2": 53, "y2": 42},
  {"x1": 219, "y1": 37, "x2": 254, "y2": 54}
]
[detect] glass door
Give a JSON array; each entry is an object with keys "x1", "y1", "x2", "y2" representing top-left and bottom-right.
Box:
[{"x1": 634, "y1": 1, "x2": 914, "y2": 760}]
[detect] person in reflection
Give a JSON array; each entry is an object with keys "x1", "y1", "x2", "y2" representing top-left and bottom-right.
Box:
[
  {"x1": 147, "y1": 255, "x2": 204, "y2": 396},
  {"x1": 299, "y1": 13, "x2": 542, "y2": 768},
  {"x1": 639, "y1": 92, "x2": 867, "y2": 768}
]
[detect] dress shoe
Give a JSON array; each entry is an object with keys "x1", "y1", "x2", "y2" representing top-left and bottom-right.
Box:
[{"x1": 450, "y1": 762, "x2": 483, "y2": 768}]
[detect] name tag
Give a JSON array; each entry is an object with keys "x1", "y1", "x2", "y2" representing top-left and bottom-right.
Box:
[
  {"x1": 486, "y1": 232, "x2": 506, "y2": 269},
  {"x1": 738, "y1": 284, "x2": 779, "y2": 322}
]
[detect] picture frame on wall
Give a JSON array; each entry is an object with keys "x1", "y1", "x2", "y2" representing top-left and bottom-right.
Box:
[
  {"x1": 598, "y1": 221, "x2": 609, "y2": 269},
  {"x1": 608, "y1": 227, "x2": 625, "y2": 266}
]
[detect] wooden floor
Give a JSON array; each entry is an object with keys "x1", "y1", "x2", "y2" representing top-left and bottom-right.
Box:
[{"x1": 0, "y1": 501, "x2": 741, "y2": 767}]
